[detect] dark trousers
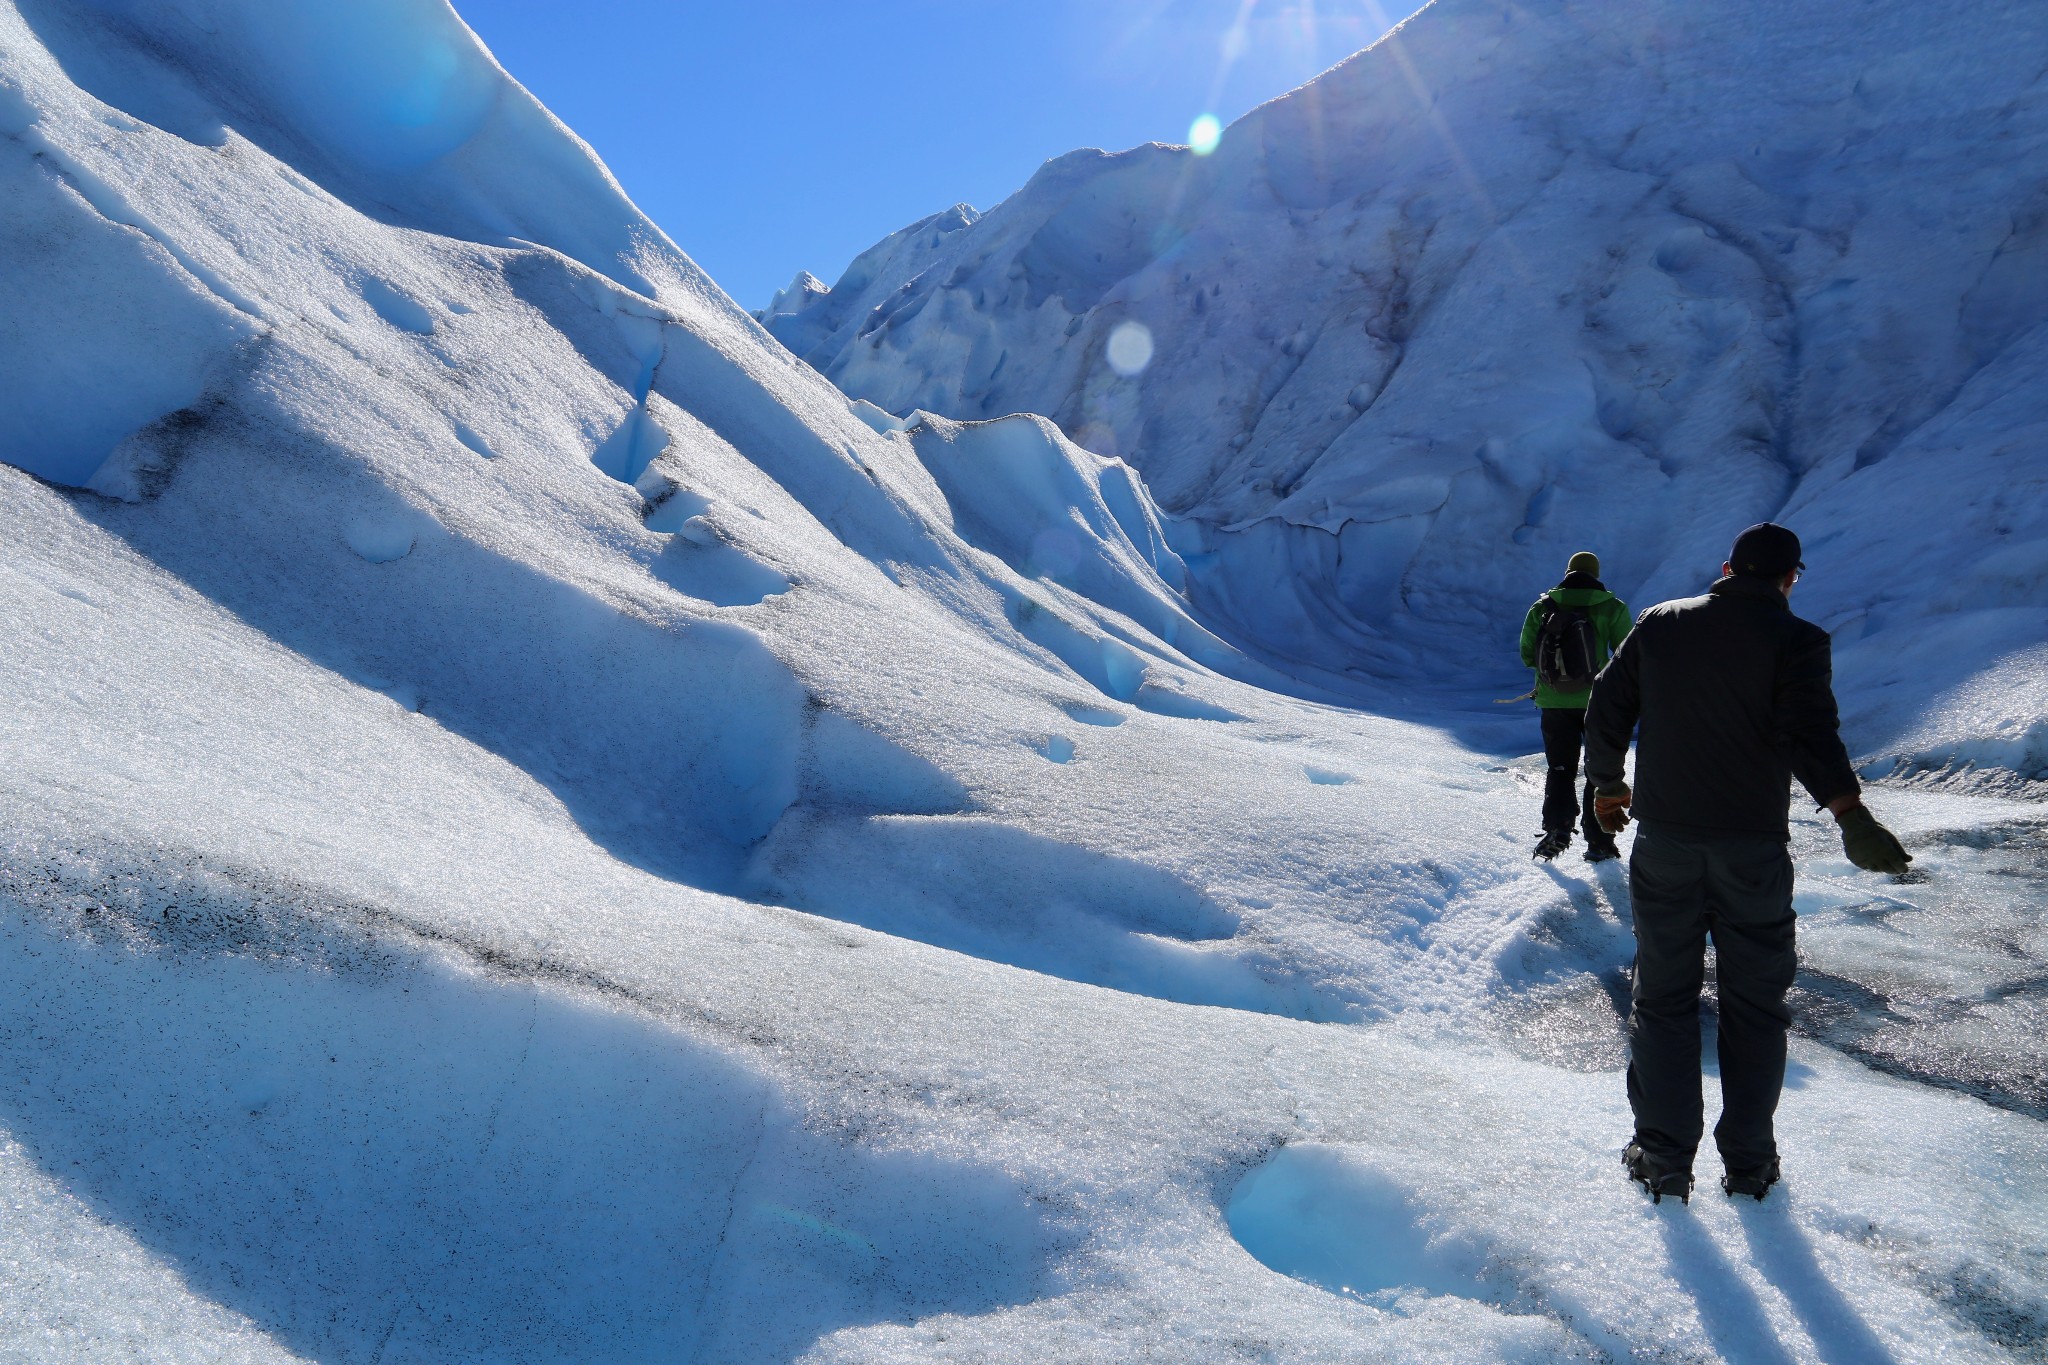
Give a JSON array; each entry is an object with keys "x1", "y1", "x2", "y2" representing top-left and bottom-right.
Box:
[
  {"x1": 1625, "y1": 824, "x2": 1797, "y2": 1173},
  {"x1": 1539, "y1": 707, "x2": 1609, "y2": 845}
]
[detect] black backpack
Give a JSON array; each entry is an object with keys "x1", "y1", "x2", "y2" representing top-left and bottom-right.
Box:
[{"x1": 1536, "y1": 600, "x2": 1601, "y2": 690}]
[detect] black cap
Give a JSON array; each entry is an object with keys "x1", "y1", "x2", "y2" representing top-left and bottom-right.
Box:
[{"x1": 1729, "y1": 523, "x2": 1804, "y2": 579}]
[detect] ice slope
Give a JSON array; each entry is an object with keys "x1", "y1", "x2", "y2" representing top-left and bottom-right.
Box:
[
  {"x1": 765, "y1": 0, "x2": 2048, "y2": 782},
  {"x1": 2, "y1": 1, "x2": 2045, "y2": 1360}
]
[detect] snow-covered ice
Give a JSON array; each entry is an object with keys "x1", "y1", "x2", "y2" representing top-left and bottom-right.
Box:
[{"x1": 1, "y1": 0, "x2": 2043, "y2": 1360}]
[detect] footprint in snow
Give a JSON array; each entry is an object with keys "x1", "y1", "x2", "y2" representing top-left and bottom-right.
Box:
[
  {"x1": 1031, "y1": 735, "x2": 1077, "y2": 763},
  {"x1": 1133, "y1": 684, "x2": 1245, "y2": 722},
  {"x1": 453, "y1": 423, "x2": 495, "y2": 459},
  {"x1": 356, "y1": 276, "x2": 435, "y2": 335},
  {"x1": 1227, "y1": 1145, "x2": 1494, "y2": 1307},
  {"x1": 342, "y1": 514, "x2": 416, "y2": 564}
]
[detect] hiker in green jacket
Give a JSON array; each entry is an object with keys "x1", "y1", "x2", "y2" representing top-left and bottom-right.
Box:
[{"x1": 1519, "y1": 551, "x2": 1633, "y2": 862}]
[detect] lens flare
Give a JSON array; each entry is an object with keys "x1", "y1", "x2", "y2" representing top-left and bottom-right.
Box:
[
  {"x1": 1188, "y1": 113, "x2": 1223, "y2": 156},
  {"x1": 1106, "y1": 321, "x2": 1155, "y2": 377}
]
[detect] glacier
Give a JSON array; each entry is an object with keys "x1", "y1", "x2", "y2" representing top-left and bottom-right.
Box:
[
  {"x1": 1, "y1": 0, "x2": 2044, "y2": 1361},
  {"x1": 767, "y1": 0, "x2": 2048, "y2": 789}
]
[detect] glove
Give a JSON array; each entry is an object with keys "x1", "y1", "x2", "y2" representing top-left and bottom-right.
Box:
[
  {"x1": 1838, "y1": 805, "x2": 1912, "y2": 875},
  {"x1": 1593, "y1": 781, "x2": 1632, "y2": 834}
]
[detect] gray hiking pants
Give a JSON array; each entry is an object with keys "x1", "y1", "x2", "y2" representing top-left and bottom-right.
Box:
[{"x1": 1626, "y1": 823, "x2": 1797, "y2": 1174}]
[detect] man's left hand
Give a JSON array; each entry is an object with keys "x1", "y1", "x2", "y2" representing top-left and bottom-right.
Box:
[{"x1": 1837, "y1": 804, "x2": 1912, "y2": 875}]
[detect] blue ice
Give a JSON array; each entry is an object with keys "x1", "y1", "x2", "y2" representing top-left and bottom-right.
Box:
[{"x1": 1227, "y1": 1145, "x2": 1487, "y2": 1305}]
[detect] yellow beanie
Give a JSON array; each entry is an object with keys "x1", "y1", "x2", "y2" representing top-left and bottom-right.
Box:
[{"x1": 1567, "y1": 551, "x2": 1600, "y2": 577}]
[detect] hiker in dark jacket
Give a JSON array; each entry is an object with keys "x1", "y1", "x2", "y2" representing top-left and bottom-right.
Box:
[
  {"x1": 1584, "y1": 522, "x2": 1911, "y2": 1204},
  {"x1": 1519, "y1": 551, "x2": 1632, "y2": 862}
]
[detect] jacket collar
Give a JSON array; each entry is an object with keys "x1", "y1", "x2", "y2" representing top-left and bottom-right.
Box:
[
  {"x1": 1709, "y1": 574, "x2": 1790, "y2": 610},
  {"x1": 1557, "y1": 571, "x2": 1606, "y2": 592}
]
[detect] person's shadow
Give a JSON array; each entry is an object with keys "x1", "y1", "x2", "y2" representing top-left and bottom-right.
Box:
[
  {"x1": 1654, "y1": 1196, "x2": 1900, "y2": 1365},
  {"x1": 1657, "y1": 1210, "x2": 1803, "y2": 1365},
  {"x1": 1736, "y1": 1197, "x2": 1901, "y2": 1365}
]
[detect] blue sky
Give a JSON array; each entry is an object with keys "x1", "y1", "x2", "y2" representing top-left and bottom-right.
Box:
[{"x1": 454, "y1": 1, "x2": 1409, "y2": 310}]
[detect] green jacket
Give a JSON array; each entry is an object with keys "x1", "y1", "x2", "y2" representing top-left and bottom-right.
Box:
[{"x1": 1519, "y1": 583, "x2": 1632, "y2": 709}]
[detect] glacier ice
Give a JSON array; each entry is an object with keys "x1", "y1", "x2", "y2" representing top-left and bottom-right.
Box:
[{"x1": 1, "y1": 0, "x2": 2044, "y2": 1360}]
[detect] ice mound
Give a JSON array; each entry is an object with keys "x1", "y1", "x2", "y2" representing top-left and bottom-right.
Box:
[
  {"x1": 903, "y1": 413, "x2": 1280, "y2": 695},
  {"x1": 1877, "y1": 644, "x2": 2048, "y2": 793}
]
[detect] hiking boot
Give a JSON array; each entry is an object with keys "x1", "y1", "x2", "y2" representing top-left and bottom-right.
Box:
[
  {"x1": 1623, "y1": 1143, "x2": 1693, "y2": 1204},
  {"x1": 1721, "y1": 1158, "x2": 1781, "y2": 1201},
  {"x1": 1533, "y1": 830, "x2": 1572, "y2": 861},
  {"x1": 1584, "y1": 841, "x2": 1621, "y2": 864}
]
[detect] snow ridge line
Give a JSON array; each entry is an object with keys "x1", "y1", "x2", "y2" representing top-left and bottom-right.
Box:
[
  {"x1": 0, "y1": 838, "x2": 750, "y2": 1078},
  {"x1": 2, "y1": 107, "x2": 268, "y2": 323}
]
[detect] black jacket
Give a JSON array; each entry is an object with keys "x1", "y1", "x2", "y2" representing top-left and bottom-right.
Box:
[{"x1": 1584, "y1": 575, "x2": 1860, "y2": 840}]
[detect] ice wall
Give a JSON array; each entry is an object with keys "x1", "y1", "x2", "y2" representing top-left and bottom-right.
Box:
[{"x1": 767, "y1": 0, "x2": 2048, "y2": 773}]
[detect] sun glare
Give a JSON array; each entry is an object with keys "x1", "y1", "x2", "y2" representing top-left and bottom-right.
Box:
[
  {"x1": 1107, "y1": 321, "x2": 1156, "y2": 377},
  {"x1": 1188, "y1": 113, "x2": 1223, "y2": 155}
]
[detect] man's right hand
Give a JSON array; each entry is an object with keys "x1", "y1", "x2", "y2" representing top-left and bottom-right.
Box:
[
  {"x1": 1837, "y1": 804, "x2": 1912, "y2": 875},
  {"x1": 1593, "y1": 782, "x2": 1632, "y2": 834}
]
